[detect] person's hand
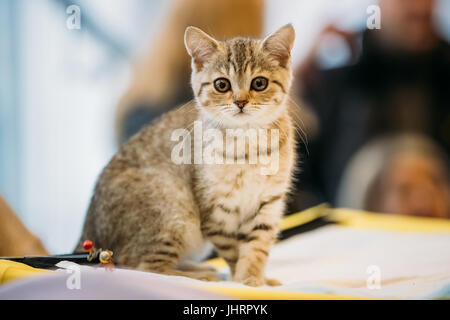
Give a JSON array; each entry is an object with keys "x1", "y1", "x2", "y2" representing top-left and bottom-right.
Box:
[{"x1": 296, "y1": 24, "x2": 358, "y2": 76}]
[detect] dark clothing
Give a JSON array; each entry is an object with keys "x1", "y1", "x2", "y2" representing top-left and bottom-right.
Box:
[
  {"x1": 292, "y1": 30, "x2": 450, "y2": 210},
  {"x1": 121, "y1": 83, "x2": 193, "y2": 144}
]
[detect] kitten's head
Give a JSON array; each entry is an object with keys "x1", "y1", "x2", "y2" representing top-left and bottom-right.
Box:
[{"x1": 185, "y1": 25, "x2": 295, "y2": 128}]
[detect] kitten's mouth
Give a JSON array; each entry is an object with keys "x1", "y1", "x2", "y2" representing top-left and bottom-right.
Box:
[{"x1": 234, "y1": 110, "x2": 248, "y2": 117}]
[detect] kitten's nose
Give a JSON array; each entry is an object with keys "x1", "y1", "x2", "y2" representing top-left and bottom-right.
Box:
[{"x1": 235, "y1": 100, "x2": 248, "y2": 109}]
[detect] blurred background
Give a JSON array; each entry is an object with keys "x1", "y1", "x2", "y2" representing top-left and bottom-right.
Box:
[{"x1": 0, "y1": 0, "x2": 449, "y2": 254}]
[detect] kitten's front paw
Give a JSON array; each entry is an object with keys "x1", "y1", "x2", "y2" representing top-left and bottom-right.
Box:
[
  {"x1": 265, "y1": 277, "x2": 282, "y2": 286},
  {"x1": 235, "y1": 275, "x2": 281, "y2": 287},
  {"x1": 196, "y1": 271, "x2": 220, "y2": 282},
  {"x1": 240, "y1": 276, "x2": 265, "y2": 287}
]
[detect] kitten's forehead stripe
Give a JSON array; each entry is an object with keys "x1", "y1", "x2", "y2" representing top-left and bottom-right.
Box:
[
  {"x1": 224, "y1": 38, "x2": 260, "y2": 75},
  {"x1": 246, "y1": 44, "x2": 255, "y2": 72},
  {"x1": 233, "y1": 39, "x2": 248, "y2": 74},
  {"x1": 210, "y1": 37, "x2": 278, "y2": 81}
]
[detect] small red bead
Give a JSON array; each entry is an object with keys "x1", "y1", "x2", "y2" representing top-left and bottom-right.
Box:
[{"x1": 83, "y1": 240, "x2": 93, "y2": 251}]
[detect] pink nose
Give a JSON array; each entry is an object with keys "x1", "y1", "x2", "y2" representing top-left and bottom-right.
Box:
[{"x1": 235, "y1": 100, "x2": 248, "y2": 109}]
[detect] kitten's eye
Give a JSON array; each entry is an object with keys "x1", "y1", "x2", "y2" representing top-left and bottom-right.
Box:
[
  {"x1": 251, "y1": 77, "x2": 268, "y2": 91},
  {"x1": 214, "y1": 78, "x2": 231, "y2": 93}
]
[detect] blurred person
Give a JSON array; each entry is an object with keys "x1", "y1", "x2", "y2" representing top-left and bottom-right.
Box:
[
  {"x1": 0, "y1": 194, "x2": 48, "y2": 256},
  {"x1": 337, "y1": 134, "x2": 450, "y2": 218},
  {"x1": 116, "y1": 0, "x2": 265, "y2": 144},
  {"x1": 290, "y1": 0, "x2": 450, "y2": 216}
]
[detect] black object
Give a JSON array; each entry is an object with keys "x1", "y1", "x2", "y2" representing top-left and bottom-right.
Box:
[
  {"x1": 1, "y1": 253, "x2": 100, "y2": 270},
  {"x1": 278, "y1": 215, "x2": 335, "y2": 241}
]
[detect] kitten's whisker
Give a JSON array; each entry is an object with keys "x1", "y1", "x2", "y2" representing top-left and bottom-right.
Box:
[
  {"x1": 177, "y1": 99, "x2": 195, "y2": 111},
  {"x1": 287, "y1": 97, "x2": 309, "y2": 156},
  {"x1": 251, "y1": 104, "x2": 272, "y2": 107}
]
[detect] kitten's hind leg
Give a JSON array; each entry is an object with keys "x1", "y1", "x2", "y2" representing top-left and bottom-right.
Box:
[
  {"x1": 105, "y1": 167, "x2": 218, "y2": 282},
  {"x1": 131, "y1": 231, "x2": 219, "y2": 282}
]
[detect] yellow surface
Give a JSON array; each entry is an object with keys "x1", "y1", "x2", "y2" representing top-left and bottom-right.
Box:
[
  {"x1": 280, "y1": 203, "x2": 330, "y2": 231},
  {"x1": 193, "y1": 284, "x2": 367, "y2": 300},
  {"x1": 331, "y1": 208, "x2": 450, "y2": 233},
  {"x1": 0, "y1": 259, "x2": 48, "y2": 285}
]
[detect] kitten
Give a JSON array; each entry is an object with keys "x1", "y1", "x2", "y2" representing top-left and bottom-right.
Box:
[{"x1": 76, "y1": 25, "x2": 296, "y2": 287}]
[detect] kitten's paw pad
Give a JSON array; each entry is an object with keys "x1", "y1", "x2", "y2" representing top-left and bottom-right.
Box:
[
  {"x1": 241, "y1": 276, "x2": 265, "y2": 287},
  {"x1": 265, "y1": 277, "x2": 282, "y2": 286}
]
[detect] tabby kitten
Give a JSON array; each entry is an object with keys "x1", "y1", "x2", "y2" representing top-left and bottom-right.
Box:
[{"x1": 77, "y1": 25, "x2": 296, "y2": 287}]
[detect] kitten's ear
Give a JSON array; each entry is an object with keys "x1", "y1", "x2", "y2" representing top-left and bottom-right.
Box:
[
  {"x1": 184, "y1": 26, "x2": 219, "y2": 71},
  {"x1": 262, "y1": 24, "x2": 295, "y2": 67}
]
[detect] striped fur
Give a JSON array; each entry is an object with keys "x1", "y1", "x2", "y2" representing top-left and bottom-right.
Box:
[{"x1": 76, "y1": 25, "x2": 296, "y2": 287}]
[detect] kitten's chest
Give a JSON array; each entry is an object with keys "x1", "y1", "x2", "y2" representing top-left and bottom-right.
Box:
[{"x1": 197, "y1": 164, "x2": 269, "y2": 222}]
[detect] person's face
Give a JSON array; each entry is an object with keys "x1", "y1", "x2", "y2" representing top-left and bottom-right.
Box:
[
  {"x1": 379, "y1": 0, "x2": 436, "y2": 52},
  {"x1": 380, "y1": 154, "x2": 450, "y2": 219}
]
